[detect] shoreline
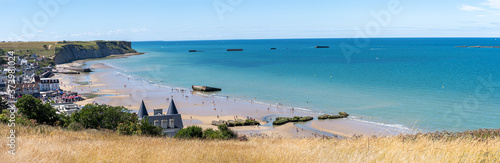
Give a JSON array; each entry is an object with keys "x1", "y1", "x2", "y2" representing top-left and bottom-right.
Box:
[{"x1": 54, "y1": 59, "x2": 413, "y2": 138}]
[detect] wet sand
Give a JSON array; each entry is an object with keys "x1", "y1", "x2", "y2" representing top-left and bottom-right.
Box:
[{"x1": 54, "y1": 61, "x2": 406, "y2": 138}]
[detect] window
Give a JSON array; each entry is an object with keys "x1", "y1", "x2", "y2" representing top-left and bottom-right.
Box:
[
  {"x1": 161, "y1": 120, "x2": 168, "y2": 128},
  {"x1": 169, "y1": 119, "x2": 175, "y2": 128},
  {"x1": 153, "y1": 120, "x2": 160, "y2": 127}
]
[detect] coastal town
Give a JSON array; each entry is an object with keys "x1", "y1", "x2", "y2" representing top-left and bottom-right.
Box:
[{"x1": 0, "y1": 51, "x2": 85, "y2": 115}]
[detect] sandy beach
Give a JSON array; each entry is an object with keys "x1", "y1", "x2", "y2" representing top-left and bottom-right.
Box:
[{"x1": 54, "y1": 61, "x2": 409, "y2": 138}]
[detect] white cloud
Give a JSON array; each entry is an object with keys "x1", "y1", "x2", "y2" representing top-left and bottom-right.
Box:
[
  {"x1": 459, "y1": 4, "x2": 485, "y2": 11},
  {"x1": 481, "y1": 0, "x2": 500, "y2": 9},
  {"x1": 130, "y1": 28, "x2": 148, "y2": 32},
  {"x1": 106, "y1": 29, "x2": 123, "y2": 35}
]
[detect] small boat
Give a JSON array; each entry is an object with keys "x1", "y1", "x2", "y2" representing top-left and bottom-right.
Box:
[
  {"x1": 189, "y1": 50, "x2": 197, "y2": 52},
  {"x1": 192, "y1": 85, "x2": 222, "y2": 92},
  {"x1": 227, "y1": 49, "x2": 243, "y2": 51},
  {"x1": 315, "y1": 46, "x2": 329, "y2": 48},
  {"x1": 270, "y1": 48, "x2": 276, "y2": 50}
]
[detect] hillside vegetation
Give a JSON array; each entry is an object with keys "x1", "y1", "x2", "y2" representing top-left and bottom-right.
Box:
[
  {"x1": 1, "y1": 123, "x2": 499, "y2": 162},
  {"x1": 0, "y1": 41, "x2": 136, "y2": 59},
  {"x1": 0, "y1": 41, "x2": 57, "y2": 57}
]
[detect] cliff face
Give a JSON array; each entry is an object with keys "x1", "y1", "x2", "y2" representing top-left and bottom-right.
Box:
[{"x1": 53, "y1": 41, "x2": 137, "y2": 64}]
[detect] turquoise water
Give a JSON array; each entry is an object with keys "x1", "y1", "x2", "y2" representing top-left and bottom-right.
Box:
[{"x1": 87, "y1": 38, "x2": 500, "y2": 132}]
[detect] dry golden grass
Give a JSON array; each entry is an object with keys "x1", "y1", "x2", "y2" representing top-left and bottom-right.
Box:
[{"x1": 1, "y1": 123, "x2": 499, "y2": 163}]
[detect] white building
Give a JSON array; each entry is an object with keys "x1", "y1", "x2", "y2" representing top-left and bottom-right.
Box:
[
  {"x1": 52, "y1": 103, "x2": 81, "y2": 115},
  {"x1": 20, "y1": 59, "x2": 28, "y2": 65},
  {"x1": 37, "y1": 78, "x2": 60, "y2": 91}
]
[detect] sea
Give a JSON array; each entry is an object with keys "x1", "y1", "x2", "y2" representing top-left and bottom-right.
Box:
[{"x1": 86, "y1": 38, "x2": 500, "y2": 132}]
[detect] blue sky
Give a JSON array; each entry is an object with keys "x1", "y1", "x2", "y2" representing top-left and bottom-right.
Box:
[{"x1": 1, "y1": 0, "x2": 500, "y2": 41}]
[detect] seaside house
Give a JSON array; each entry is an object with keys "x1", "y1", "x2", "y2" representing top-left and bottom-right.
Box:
[
  {"x1": 137, "y1": 99, "x2": 184, "y2": 137},
  {"x1": 12, "y1": 83, "x2": 40, "y2": 97},
  {"x1": 35, "y1": 76, "x2": 60, "y2": 91}
]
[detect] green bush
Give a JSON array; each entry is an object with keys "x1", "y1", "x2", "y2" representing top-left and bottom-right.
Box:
[
  {"x1": 175, "y1": 126, "x2": 203, "y2": 139},
  {"x1": 70, "y1": 104, "x2": 134, "y2": 130},
  {"x1": 218, "y1": 124, "x2": 237, "y2": 139},
  {"x1": 67, "y1": 122, "x2": 84, "y2": 131},
  {"x1": 116, "y1": 121, "x2": 141, "y2": 135},
  {"x1": 115, "y1": 117, "x2": 162, "y2": 136},
  {"x1": 0, "y1": 113, "x2": 35, "y2": 126},
  {"x1": 139, "y1": 118, "x2": 163, "y2": 136},
  {"x1": 16, "y1": 95, "x2": 60, "y2": 125},
  {"x1": 202, "y1": 128, "x2": 222, "y2": 139},
  {"x1": 0, "y1": 113, "x2": 7, "y2": 123},
  {"x1": 199, "y1": 125, "x2": 238, "y2": 140}
]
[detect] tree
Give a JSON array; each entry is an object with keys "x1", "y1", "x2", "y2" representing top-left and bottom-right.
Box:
[
  {"x1": 16, "y1": 95, "x2": 59, "y2": 125},
  {"x1": 116, "y1": 118, "x2": 162, "y2": 136},
  {"x1": 0, "y1": 97, "x2": 9, "y2": 111},
  {"x1": 0, "y1": 58, "x2": 7, "y2": 65},
  {"x1": 71, "y1": 104, "x2": 134, "y2": 130},
  {"x1": 138, "y1": 118, "x2": 163, "y2": 136}
]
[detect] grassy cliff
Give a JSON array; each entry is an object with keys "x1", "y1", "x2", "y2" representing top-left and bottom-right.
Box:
[
  {"x1": 54, "y1": 41, "x2": 137, "y2": 64},
  {"x1": 0, "y1": 41, "x2": 138, "y2": 64},
  {"x1": 54, "y1": 41, "x2": 136, "y2": 55}
]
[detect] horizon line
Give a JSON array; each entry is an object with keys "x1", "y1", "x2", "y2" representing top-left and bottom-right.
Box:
[{"x1": 3, "y1": 36, "x2": 500, "y2": 42}]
